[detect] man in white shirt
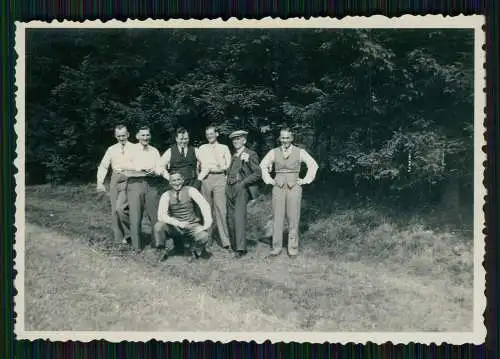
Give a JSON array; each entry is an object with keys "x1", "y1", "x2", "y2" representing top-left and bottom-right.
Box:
[
  {"x1": 119, "y1": 126, "x2": 163, "y2": 251},
  {"x1": 154, "y1": 171, "x2": 213, "y2": 262},
  {"x1": 197, "y1": 125, "x2": 232, "y2": 249},
  {"x1": 260, "y1": 126, "x2": 319, "y2": 257},
  {"x1": 96, "y1": 124, "x2": 133, "y2": 244}
]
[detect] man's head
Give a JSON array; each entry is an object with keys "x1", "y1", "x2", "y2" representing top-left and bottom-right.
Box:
[
  {"x1": 114, "y1": 125, "x2": 129, "y2": 145},
  {"x1": 205, "y1": 125, "x2": 219, "y2": 144},
  {"x1": 230, "y1": 131, "x2": 247, "y2": 151},
  {"x1": 175, "y1": 127, "x2": 190, "y2": 148},
  {"x1": 169, "y1": 171, "x2": 185, "y2": 191},
  {"x1": 279, "y1": 127, "x2": 294, "y2": 149},
  {"x1": 136, "y1": 126, "x2": 151, "y2": 146}
]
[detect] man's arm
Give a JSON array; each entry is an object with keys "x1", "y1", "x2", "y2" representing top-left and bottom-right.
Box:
[
  {"x1": 159, "y1": 148, "x2": 171, "y2": 180},
  {"x1": 189, "y1": 187, "x2": 213, "y2": 230},
  {"x1": 157, "y1": 192, "x2": 184, "y2": 227},
  {"x1": 96, "y1": 148, "x2": 112, "y2": 189},
  {"x1": 152, "y1": 148, "x2": 163, "y2": 175},
  {"x1": 299, "y1": 149, "x2": 319, "y2": 184},
  {"x1": 221, "y1": 145, "x2": 232, "y2": 171},
  {"x1": 242, "y1": 150, "x2": 262, "y2": 186},
  {"x1": 194, "y1": 147, "x2": 201, "y2": 176},
  {"x1": 259, "y1": 150, "x2": 275, "y2": 185}
]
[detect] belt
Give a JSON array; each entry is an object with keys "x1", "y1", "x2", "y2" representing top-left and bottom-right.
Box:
[{"x1": 209, "y1": 171, "x2": 226, "y2": 175}]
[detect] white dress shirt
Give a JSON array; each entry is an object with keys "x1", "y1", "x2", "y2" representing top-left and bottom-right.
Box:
[
  {"x1": 122, "y1": 143, "x2": 163, "y2": 176},
  {"x1": 96, "y1": 141, "x2": 134, "y2": 184},
  {"x1": 197, "y1": 142, "x2": 232, "y2": 180},
  {"x1": 260, "y1": 145, "x2": 319, "y2": 184}
]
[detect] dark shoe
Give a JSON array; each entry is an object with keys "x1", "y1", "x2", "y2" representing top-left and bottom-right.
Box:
[
  {"x1": 121, "y1": 236, "x2": 131, "y2": 245},
  {"x1": 158, "y1": 250, "x2": 169, "y2": 262},
  {"x1": 234, "y1": 250, "x2": 247, "y2": 259},
  {"x1": 197, "y1": 249, "x2": 213, "y2": 260},
  {"x1": 187, "y1": 252, "x2": 198, "y2": 263}
]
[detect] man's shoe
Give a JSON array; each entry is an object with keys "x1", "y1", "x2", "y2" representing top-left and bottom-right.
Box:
[
  {"x1": 267, "y1": 249, "x2": 282, "y2": 257},
  {"x1": 198, "y1": 249, "x2": 213, "y2": 260},
  {"x1": 187, "y1": 252, "x2": 198, "y2": 263},
  {"x1": 234, "y1": 250, "x2": 247, "y2": 259},
  {"x1": 158, "y1": 251, "x2": 169, "y2": 262}
]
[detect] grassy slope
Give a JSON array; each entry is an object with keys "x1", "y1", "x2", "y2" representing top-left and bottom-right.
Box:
[{"x1": 24, "y1": 184, "x2": 474, "y2": 331}]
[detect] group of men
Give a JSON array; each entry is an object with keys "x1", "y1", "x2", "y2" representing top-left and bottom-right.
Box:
[{"x1": 96, "y1": 124, "x2": 318, "y2": 262}]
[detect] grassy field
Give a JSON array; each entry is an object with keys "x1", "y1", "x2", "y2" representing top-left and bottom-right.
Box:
[{"x1": 24, "y1": 184, "x2": 474, "y2": 331}]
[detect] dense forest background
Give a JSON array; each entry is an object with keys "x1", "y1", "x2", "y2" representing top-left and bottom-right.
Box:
[{"x1": 25, "y1": 28, "x2": 475, "y2": 216}]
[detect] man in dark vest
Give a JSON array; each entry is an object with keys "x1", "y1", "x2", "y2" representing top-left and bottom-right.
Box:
[
  {"x1": 260, "y1": 126, "x2": 318, "y2": 257},
  {"x1": 159, "y1": 127, "x2": 201, "y2": 254},
  {"x1": 160, "y1": 127, "x2": 201, "y2": 190},
  {"x1": 153, "y1": 171, "x2": 213, "y2": 262},
  {"x1": 226, "y1": 130, "x2": 262, "y2": 258}
]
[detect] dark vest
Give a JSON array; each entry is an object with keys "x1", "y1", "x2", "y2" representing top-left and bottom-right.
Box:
[
  {"x1": 169, "y1": 145, "x2": 197, "y2": 181},
  {"x1": 168, "y1": 186, "x2": 199, "y2": 224},
  {"x1": 274, "y1": 146, "x2": 301, "y2": 187}
]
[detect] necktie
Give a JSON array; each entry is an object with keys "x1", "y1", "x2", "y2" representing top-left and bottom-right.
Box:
[
  {"x1": 175, "y1": 191, "x2": 180, "y2": 203},
  {"x1": 182, "y1": 147, "x2": 186, "y2": 157}
]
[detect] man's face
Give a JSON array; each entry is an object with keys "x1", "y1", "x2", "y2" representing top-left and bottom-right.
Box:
[
  {"x1": 279, "y1": 130, "x2": 293, "y2": 148},
  {"x1": 232, "y1": 136, "x2": 246, "y2": 150},
  {"x1": 170, "y1": 173, "x2": 184, "y2": 191},
  {"x1": 115, "y1": 128, "x2": 129, "y2": 144},
  {"x1": 205, "y1": 128, "x2": 218, "y2": 144},
  {"x1": 137, "y1": 129, "x2": 151, "y2": 146},
  {"x1": 176, "y1": 132, "x2": 190, "y2": 147}
]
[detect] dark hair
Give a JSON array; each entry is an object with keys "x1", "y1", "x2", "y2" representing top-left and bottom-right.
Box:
[
  {"x1": 138, "y1": 125, "x2": 150, "y2": 133},
  {"x1": 114, "y1": 124, "x2": 128, "y2": 132},
  {"x1": 205, "y1": 124, "x2": 218, "y2": 133},
  {"x1": 176, "y1": 127, "x2": 189, "y2": 136},
  {"x1": 279, "y1": 126, "x2": 293, "y2": 135},
  {"x1": 170, "y1": 171, "x2": 185, "y2": 178}
]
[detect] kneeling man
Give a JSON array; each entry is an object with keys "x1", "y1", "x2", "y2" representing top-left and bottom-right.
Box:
[{"x1": 154, "y1": 171, "x2": 213, "y2": 262}]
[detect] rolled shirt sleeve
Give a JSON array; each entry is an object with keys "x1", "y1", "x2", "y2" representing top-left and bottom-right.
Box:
[
  {"x1": 96, "y1": 148, "x2": 112, "y2": 185},
  {"x1": 300, "y1": 149, "x2": 319, "y2": 184},
  {"x1": 259, "y1": 150, "x2": 275, "y2": 184}
]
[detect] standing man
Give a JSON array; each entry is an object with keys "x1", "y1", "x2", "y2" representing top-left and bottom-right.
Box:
[
  {"x1": 160, "y1": 127, "x2": 201, "y2": 190},
  {"x1": 226, "y1": 130, "x2": 262, "y2": 258},
  {"x1": 119, "y1": 126, "x2": 163, "y2": 251},
  {"x1": 197, "y1": 125, "x2": 232, "y2": 250},
  {"x1": 260, "y1": 126, "x2": 319, "y2": 257},
  {"x1": 154, "y1": 171, "x2": 213, "y2": 262},
  {"x1": 96, "y1": 124, "x2": 133, "y2": 244}
]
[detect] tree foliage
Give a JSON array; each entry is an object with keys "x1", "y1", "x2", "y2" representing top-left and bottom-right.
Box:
[{"x1": 26, "y1": 28, "x2": 474, "y2": 203}]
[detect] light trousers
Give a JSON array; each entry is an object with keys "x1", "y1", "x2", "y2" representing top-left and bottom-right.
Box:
[
  {"x1": 272, "y1": 184, "x2": 302, "y2": 255},
  {"x1": 201, "y1": 173, "x2": 231, "y2": 247}
]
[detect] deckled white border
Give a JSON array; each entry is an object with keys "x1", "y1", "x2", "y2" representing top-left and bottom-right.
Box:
[{"x1": 14, "y1": 15, "x2": 486, "y2": 344}]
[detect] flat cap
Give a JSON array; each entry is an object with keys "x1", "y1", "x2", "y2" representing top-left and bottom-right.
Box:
[{"x1": 229, "y1": 130, "x2": 248, "y2": 139}]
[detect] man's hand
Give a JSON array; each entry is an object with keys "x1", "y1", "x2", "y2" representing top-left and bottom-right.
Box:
[
  {"x1": 296, "y1": 179, "x2": 307, "y2": 186},
  {"x1": 264, "y1": 178, "x2": 276, "y2": 186},
  {"x1": 96, "y1": 183, "x2": 106, "y2": 192},
  {"x1": 233, "y1": 182, "x2": 245, "y2": 193},
  {"x1": 177, "y1": 221, "x2": 190, "y2": 229}
]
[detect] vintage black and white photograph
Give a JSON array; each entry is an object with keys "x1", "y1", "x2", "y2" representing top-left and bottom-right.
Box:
[{"x1": 14, "y1": 17, "x2": 485, "y2": 343}]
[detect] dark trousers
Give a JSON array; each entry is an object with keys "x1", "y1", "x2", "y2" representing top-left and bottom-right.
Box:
[
  {"x1": 226, "y1": 184, "x2": 249, "y2": 251},
  {"x1": 154, "y1": 222, "x2": 208, "y2": 255},
  {"x1": 122, "y1": 177, "x2": 159, "y2": 250}
]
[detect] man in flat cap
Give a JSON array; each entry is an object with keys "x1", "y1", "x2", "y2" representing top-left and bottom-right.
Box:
[
  {"x1": 260, "y1": 126, "x2": 318, "y2": 257},
  {"x1": 226, "y1": 130, "x2": 262, "y2": 258}
]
